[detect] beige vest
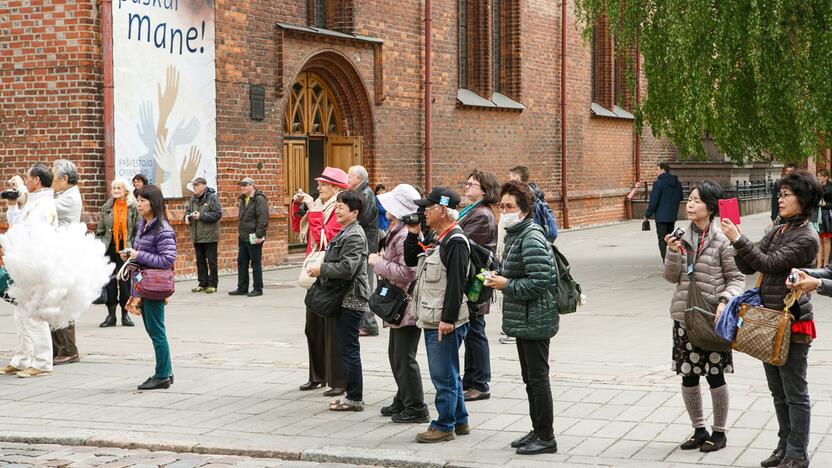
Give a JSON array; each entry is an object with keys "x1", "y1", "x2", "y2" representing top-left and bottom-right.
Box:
[{"x1": 412, "y1": 241, "x2": 469, "y2": 329}]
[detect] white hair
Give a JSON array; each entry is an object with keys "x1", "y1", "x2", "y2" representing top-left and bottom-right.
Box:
[
  {"x1": 111, "y1": 178, "x2": 137, "y2": 205},
  {"x1": 52, "y1": 159, "x2": 78, "y2": 185},
  {"x1": 348, "y1": 165, "x2": 369, "y2": 182}
]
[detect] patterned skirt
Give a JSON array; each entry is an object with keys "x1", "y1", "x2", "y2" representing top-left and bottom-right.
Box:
[{"x1": 672, "y1": 321, "x2": 733, "y2": 376}]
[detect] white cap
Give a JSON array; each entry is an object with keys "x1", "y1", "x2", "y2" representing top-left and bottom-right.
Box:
[{"x1": 377, "y1": 184, "x2": 421, "y2": 219}]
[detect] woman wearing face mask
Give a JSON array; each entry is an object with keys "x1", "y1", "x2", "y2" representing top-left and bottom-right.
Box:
[
  {"x1": 662, "y1": 181, "x2": 745, "y2": 454},
  {"x1": 722, "y1": 171, "x2": 821, "y2": 468},
  {"x1": 483, "y1": 180, "x2": 558, "y2": 455},
  {"x1": 291, "y1": 167, "x2": 351, "y2": 397}
]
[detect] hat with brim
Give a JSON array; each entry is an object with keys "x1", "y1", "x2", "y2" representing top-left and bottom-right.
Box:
[
  {"x1": 378, "y1": 184, "x2": 421, "y2": 219},
  {"x1": 414, "y1": 186, "x2": 461, "y2": 210},
  {"x1": 314, "y1": 167, "x2": 350, "y2": 189},
  {"x1": 239, "y1": 177, "x2": 255, "y2": 186}
]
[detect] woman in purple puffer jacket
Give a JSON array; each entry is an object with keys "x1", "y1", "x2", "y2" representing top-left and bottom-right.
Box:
[
  {"x1": 121, "y1": 185, "x2": 176, "y2": 391},
  {"x1": 370, "y1": 184, "x2": 429, "y2": 423}
]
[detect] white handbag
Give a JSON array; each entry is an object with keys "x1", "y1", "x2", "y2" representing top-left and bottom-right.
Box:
[{"x1": 298, "y1": 228, "x2": 327, "y2": 289}]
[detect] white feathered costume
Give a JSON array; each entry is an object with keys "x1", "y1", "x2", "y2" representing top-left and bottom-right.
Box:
[{"x1": 1, "y1": 218, "x2": 113, "y2": 330}]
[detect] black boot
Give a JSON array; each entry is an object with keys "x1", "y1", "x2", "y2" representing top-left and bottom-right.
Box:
[
  {"x1": 121, "y1": 311, "x2": 134, "y2": 327},
  {"x1": 100, "y1": 305, "x2": 117, "y2": 328}
]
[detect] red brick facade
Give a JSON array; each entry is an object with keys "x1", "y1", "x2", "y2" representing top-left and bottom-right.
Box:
[{"x1": 1, "y1": 0, "x2": 675, "y2": 273}]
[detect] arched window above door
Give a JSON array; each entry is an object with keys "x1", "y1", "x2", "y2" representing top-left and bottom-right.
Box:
[{"x1": 283, "y1": 72, "x2": 343, "y2": 136}]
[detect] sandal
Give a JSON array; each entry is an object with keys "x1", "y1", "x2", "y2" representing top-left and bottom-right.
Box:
[{"x1": 329, "y1": 399, "x2": 364, "y2": 412}]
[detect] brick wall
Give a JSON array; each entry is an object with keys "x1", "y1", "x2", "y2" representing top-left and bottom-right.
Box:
[{"x1": 1, "y1": 0, "x2": 677, "y2": 272}]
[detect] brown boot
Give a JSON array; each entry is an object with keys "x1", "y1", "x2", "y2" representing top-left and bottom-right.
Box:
[{"x1": 416, "y1": 426, "x2": 456, "y2": 443}]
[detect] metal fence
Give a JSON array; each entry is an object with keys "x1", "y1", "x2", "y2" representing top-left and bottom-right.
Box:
[{"x1": 642, "y1": 180, "x2": 775, "y2": 201}]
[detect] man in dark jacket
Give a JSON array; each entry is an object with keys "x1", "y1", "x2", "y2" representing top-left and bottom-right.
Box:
[
  {"x1": 644, "y1": 162, "x2": 683, "y2": 261},
  {"x1": 229, "y1": 177, "x2": 268, "y2": 297},
  {"x1": 348, "y1": 165, "x2": 380, "y2": 336},
  {"x1": 186, "y1": 178, "x2": 223, "y2": 294}
]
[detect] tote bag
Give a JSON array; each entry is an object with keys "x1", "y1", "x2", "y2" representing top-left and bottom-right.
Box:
[{"x1": 298, "y1": 228, "x2": 326, "y2": 289}]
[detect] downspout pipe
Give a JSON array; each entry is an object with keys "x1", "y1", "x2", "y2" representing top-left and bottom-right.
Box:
[
  {"x1": 424, "y1": 0, "x2": 432, "y2": 192},
  {"x1": 634, "y1": 39, "x2": 641, "y2": 185},
  {"x1": 102, "y1": 0, "x2": 115, "y2": 187},
  {"x1": 560, "y1": 0, "x2": 569, "y2": 228}
]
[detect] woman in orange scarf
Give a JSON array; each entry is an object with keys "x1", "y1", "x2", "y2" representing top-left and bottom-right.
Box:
[{"x1": 95, "y1": 179, "x2": 139, "y2": 327}]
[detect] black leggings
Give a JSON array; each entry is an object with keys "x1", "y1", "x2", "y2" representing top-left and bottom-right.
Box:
[{"x1": 682, "y1": 373, "x2": 726, "y2": 389}]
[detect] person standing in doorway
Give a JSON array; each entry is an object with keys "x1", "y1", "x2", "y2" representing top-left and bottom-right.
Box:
[
  {"x1": 185, "y1": 177, "x2": 222, "y2": 294},
  {"x1": 645, "y1": 162, "x2": 684, "y2": 261},
  {"x1": 347, "y1": 166, "x2": 380, "y2": 336},
  {"x1": 229, "y1": 177, "x2": 269, "y2": 297}
]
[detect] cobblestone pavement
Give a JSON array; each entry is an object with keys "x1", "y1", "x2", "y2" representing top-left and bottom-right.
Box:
[
  {"x1": 0, "y1": 441, "x2": 370, "y2": 467},
  {"x1": 1, "y1": 213, "x2": 832, "y2": 467}
]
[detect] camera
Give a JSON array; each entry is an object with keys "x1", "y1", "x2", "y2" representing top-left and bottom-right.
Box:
[
  {"x1": 400, "y1": 213, "x2": 423, "y2": 225},
  {"x1": 788, "y1": 271, "x2": 800, "y2": 284},
  {"x1": 670, "y1": 227, "x2": 685, "y2": 241},
  {"x1": 0, "y1": 190, "x2": 19, "y2": 200},
  {"x1": 295, "y1": 203, "x2": 309, "y2": 218}
]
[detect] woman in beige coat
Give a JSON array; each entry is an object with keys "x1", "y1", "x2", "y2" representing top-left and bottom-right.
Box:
[{"x1": 662, "y1": 181, "x2": 745, "y2": 454}]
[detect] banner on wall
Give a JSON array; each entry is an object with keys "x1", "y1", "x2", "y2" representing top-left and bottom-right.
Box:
[{"x1": 112, "y1": 0, "x2": 217, "y2": 198}]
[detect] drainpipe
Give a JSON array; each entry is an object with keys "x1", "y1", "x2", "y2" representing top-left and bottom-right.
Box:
[
  {"x1": 560, "y1": 0, "x2": 569, "y2": 228},
  {"x1": 634, "y1": 38, "x2": 641, "y2": 184},
  {"x1": 424, "y1": 0, "x2": 432, "y2": 192},
  {"x1": 102, "y1": 0, "x2": 115, "y2": 187}
]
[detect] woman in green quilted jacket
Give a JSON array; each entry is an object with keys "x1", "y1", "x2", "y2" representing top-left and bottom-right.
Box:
[{"x1": 484, "y1": 180, "x2": 558, "y2": 456}]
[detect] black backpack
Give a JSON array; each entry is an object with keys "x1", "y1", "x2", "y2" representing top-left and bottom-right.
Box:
[
  {"x1": 446, "y1": 232, "x2": 498, "y2": 305},
  {"x1": 551, "y1": 243, "x2": 581, "y2": 314}
]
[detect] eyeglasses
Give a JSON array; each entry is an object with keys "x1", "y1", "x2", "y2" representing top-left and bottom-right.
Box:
[
  {"x1": 778, "y1": 192, "x2": 796, "y2": 199},
  {"x1": 498, "y1": 203, "x2": 519, "y2": 212},
  {"x1": 424, "y1": 204, "x2": 443, "y2": 212},
  {"x1": 464, "y1": 181, "x2": 481, "y2": 188}
]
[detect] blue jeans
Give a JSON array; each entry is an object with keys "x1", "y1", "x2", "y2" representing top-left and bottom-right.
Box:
[
  {"x1": 424, "y1": 323, "x2": 469, "y2": 433},
  {"x1": 463, "y1": 312, "x2": 491, "y2": 392},
  {"x1": 335, "y1": 308, "x2": 363, "y2": 402},
  {"x1": 141, "y1": 299, "x2": 172, "y2": 379}
]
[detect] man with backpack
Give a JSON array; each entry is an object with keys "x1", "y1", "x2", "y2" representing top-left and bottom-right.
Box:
[
  {"x1": 403, "y1": 187, "x2": 472, "y2": 443},
  {"x1": 508, "y1": 166, "x2": 558, "y2": 242}
]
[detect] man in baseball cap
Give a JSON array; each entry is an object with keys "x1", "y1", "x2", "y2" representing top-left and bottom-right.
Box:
[{"x1": 403, "y1": 186, "x2": 472, "y2": 443}]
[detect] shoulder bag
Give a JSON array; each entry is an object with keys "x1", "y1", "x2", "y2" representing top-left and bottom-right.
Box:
[
  {"x1": 683, "y1": 245, "x2": 732, "y2": 351},
  {"x1": 119, "y1": 259, "x2": 175, "y2": 301},
  {"x1": 298, "y1": 228, "x2": 326, "y2": 289},
  {"x1": 305, "y1": 277, "x2": 350, "y2": 318},
  {"x1": 369, "y1": 277, "x2": 414, "y2": 325},
  {"x1": 733, "y1": 273, "x2": 796, "y2": 366}
]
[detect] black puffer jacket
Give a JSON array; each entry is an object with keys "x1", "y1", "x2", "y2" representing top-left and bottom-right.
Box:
[{"x1": 733, "y1": 220, "x2": 818, "y2": 321}]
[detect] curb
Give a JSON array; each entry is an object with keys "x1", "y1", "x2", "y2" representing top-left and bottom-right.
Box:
[{"x1": 0, "y1": 435, "x2": 465, "y2": 467}]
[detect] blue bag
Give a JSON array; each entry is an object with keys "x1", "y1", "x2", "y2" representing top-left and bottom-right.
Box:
[{"x1": 716, "y1": 288, "x2": 762, "y2": 342}]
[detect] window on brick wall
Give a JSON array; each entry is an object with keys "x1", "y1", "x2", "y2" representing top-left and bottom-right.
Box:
[
  {"x1": 457, "y1": 0, "x2": 523, "y2": 109},
  {"x1": 307, "y1": 0, "x2": 353, "y2": 32},
  {"x1": 315, "y1": 0, "x2": 326, "y2": 28},
  {"x1": 591, "y1": 15, "x2": 636, "y2": 118}
]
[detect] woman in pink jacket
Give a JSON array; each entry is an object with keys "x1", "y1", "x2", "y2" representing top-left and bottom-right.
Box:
[
  {"x1": 371, "y1": 184, "x2": 429, "y2": 423},
  {"x1": 291, "y1": 167, "x2": 351, "y2": 397}
]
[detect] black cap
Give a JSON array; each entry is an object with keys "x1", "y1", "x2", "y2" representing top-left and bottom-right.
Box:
[{"x1": 414, "y1": 186, "x2": 461, "y2": 210}]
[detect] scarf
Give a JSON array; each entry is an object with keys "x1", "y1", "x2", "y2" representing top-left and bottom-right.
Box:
[
  {"x1": 112, "y1": 198, "x2": 129, "y2": 251},
  {"x1": 298, "y1": 193, "x2": 338, "y2": 245}
]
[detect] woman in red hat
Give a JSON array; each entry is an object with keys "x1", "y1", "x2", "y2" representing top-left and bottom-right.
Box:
[{"x1": 291, "y1": 167, "x2": 351, "y2": 397}]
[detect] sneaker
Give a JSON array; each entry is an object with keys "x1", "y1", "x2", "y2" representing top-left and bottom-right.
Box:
[
  {"x1": 191, "y1": 286, "x2": 206, "y2": 293},
  {"x1": 499, "y1": 334, "x2": 516, "y2": 344},
  {"x1": 16, "y1": 367, "x2": 52, "y2": 378},
  {"x1": 416, "y1": 426, "x2": 455, "y2": 443},
  {"x1": 511, "y1": 430, "x2": 538, "y2": 448},
  {"x1": 205, "y1": 287, "x2": 217, "y2": 294},
  {"x1": 1, "y1": 365, "x2": 21, "y2": 375}
]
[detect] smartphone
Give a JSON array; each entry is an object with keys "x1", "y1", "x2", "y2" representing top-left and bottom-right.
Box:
[{"x1": 718, "y1": 198, "x2": 741, "y2": 225}]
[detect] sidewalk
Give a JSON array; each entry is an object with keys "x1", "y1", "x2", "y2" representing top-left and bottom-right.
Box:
[{"x1": 1, "y1": 213, "x2": 832, "y2": 467}]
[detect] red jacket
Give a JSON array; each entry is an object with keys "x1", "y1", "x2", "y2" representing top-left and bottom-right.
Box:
[{"x1": 291, "y1": 200, "x2": 342, "y2": 256}]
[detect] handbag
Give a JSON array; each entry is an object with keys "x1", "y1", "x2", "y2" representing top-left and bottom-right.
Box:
[
  {"x1": 369, "y1": 277, "x2": 413, "y2": 325},
  {"x1": 0, "y1": 266, "x2": 14, "y2": 304},
  {"x1": 684, "y1": 271, "x2": 732, "y2": 351},
  {"x1": 120, "y1": 259, "x2": 175, "y2": 301},
  {"x1": 642, "y1": 219, "x2": 651, "y2": 231},
  {"x1": 822, "y1": 208, "x2": 832, "y2": 233},
  {"x1": 298, "y1": 228, "x2": 326, "y2": 289},
  {"x1": 305, "y1": 277, "x2": 350, "y2": 318},
  {"x1": 733, "y1": 274, "x2": 796, "y2": 366}
]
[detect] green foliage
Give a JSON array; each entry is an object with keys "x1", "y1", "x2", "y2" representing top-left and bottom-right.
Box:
[{"x1": 574, "y1": 0, "x2": 832, "y2": 163}]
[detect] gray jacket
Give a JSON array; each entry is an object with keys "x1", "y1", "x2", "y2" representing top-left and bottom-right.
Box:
[
  {"x1": 96, "y1": 197, "x2": 138, "y2": 251},
  {"x1": 54, "y1": 185, "x2": 83, "y2": 227},
  {"x1": 663, "y1": 221, "x2": 746, "y2": 325},
  {"x1": 320, "y1": 221, "x2": 370, "y2": 301},
  {"x1": 186, "y1": 187, "x2": 222, "y2": 243}
]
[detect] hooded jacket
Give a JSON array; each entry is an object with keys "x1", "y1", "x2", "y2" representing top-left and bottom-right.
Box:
[
  {"x1": 646, "y1": 172, "x2": 684, "y2": 223},
  {"x1": 237, "y1": 190, "x2": 269, "y2": 240},
  {"x1": 186, "y1": 187, "x2": 222, "y2": 243}
]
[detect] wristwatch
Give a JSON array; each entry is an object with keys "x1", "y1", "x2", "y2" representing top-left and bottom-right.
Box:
[{"x1": 816, "y1": 280, "x2": 824, "y2": 293}]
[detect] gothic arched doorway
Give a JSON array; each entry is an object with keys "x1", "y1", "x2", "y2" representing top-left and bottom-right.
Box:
[{"x1": 283, "y1": 70, "x2": 366, "y2": 245}]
